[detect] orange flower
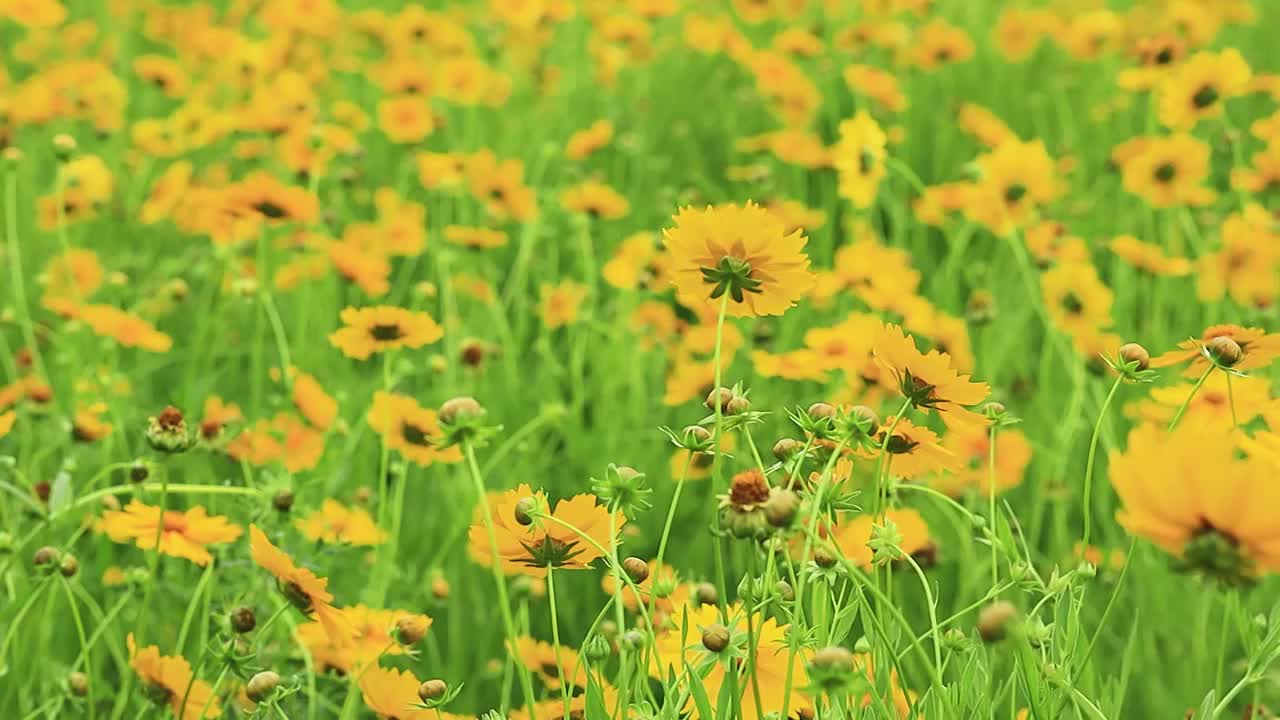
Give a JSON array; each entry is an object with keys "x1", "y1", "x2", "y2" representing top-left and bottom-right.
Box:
[
  {"x1": 832, "y1": 509, "x2": 934, "y2": 569},
  {"x1": 298, "y1": 605, "x2": 430, "y2": 673},
  {"x1": 100, "y1": 501, "x2": 243, "y2": 566},
  {"x1": 295, "y1": 499, "x2": 386, "y2": 546},
  {"x1": 249, "y1": 525, "x2": 352, "y2": 644},
  {"x1": 1150, "y1": 325, "x2": 1280, "y2": 376},
  {"x1": 328, "y1": 306, "x2": 444, "y2": 360},
  {"x1": 79, "y1": 304, "x2": 172, "y2": 352},
  {"x1": 290, "y1": 368, "x2": 339, "y2": 431},
  {"x1": 467, "y1": 483, "x2": 623, "y2": 577},
  {"x1": 127, "y1": 634, "x2": 221, "y2": 719},
  {"x1": 366, "y1": 391, "x2": 462, "y2": 467},
  {"x1": 359, "y1": 666, "x2": 432, "y2": 720},
  {"x1": 539, "y1": 281, "x2": 588, "y2": 329},
  {"x1": 874, "y1": 323, "x2": 990, "y2": 427},
  {"x1": 378, "y1": 94, "x2": 435, "y2": 143}
]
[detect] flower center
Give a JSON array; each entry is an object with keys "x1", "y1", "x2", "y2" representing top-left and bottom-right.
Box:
[
  {"x1": 369, "y1": 323, "x2": 405, "y2": 341},
  {"x1": 728, "y1": 470, "x2": 770, "y2": 507},
  {"x1": 1191, "y1": 85, "x2": 1219, "y2": 109},
  {"x1": 1182, "y1": 521, "x2": 1251, "y2": 586},
  {"x1": 1004, "y1": 183, "x2": 1027, "y2": 204},
  {"x1": 252, "y1": 201, "x2": 287, "y2": 219},
  {"x1": 1061, "y1": 292, "x2": 1084, "y2": 315},
  {"x1": 858, "y1": 148, "x2": 875, "y2": 175},
  {"x1": 1153, "y1": 163, "x2": 1177, "y2": 183},
  {"x1": 400, "y1": 421, "x2": 431, "y2": 447}
]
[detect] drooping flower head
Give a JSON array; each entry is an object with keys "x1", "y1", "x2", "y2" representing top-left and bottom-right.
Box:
[
  {"x1": 127, "y1": 634, "x2": 221, "y2": 720},
  {"x1": 249, "y1": 525, "x2": 352, "y2": 644},
  {"x1": 99, "y1": 501, "x2": 243, "y2": 566},
  {"x1": 873, "y1": 323, "x2": 991, "y2": 427},
  {"x1": 466, "y1": 483, "x2": 623, "y2": 577}
]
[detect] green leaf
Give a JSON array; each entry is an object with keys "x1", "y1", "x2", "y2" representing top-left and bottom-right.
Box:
[
  {"x1": 684, "y1": 659, "x2": 715, "y2": 720},
  {"x1": 49, "y1": 470, "x2": 72, "y2": 514}
]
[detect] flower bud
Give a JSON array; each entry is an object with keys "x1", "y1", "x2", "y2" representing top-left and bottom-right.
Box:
[
  {"x1": 763, "y1": 488, "x2": 800, "y2": 528},
  {"x1": 1207, "y1": 336, "x2": 1243, "y2": 367},
  {"x1": 683, "y1": 425, "x2": 711, "y2": 444},
  {"x1": 694, "y1": 582, "x2": 718, "y2": 606},
  {"x1": 704, "y1": 387, "x2": 735, "y2": 413},
  {"x1": 977, "y1": 601, "x2": 1019, "y2": 643},
  {"x1": 129, "y1": 462, "x2": 150, "y2": 483},
  {"x1": 52, "y1": 134, "x2": 77, "y2": 162},
  {"x1": 807, "y1": 402, "x2": 836, "y2": 420},
  {"x1": 229, "y1": 606, "x2": 257, "y2": 633},
  {"x1": 59, "y1": 554, "x2": 79, "y2": 577},
  {"x1": 68, "y1": 671, "x2": 88, "y2": 697},
  {"x1": 584, "y1": 633, "x2": 613, "y2": 662},
  {"x1": 439, "y1": 396, "x2": 484, "y2": 425},
  {"x1": 725, "y1": 394, "x2": 751, "y2": 415},
  {"x1": 145, "y1": 406, "x2": 193, "y2": 453},
  {"x1": 272, "y1": 489, "x2": 295, "y2": 513},
  {"x1": 1117, "y1": 342, "x2": 1149, "y2": 371},
  {"x1": 513, "y1": 497, "x2": 538, "y2": 526},
  {"x1": 2, "y1": 147, "x2": 22, "y2": 166},
  {"x1": 621, "y1": 556, "x2": 649, "y2": 583},
  {"x1": 849, "y1": 405, "x2": 879, "y2": 434},
  {"x1": 246, "y1": 671, "x2": 281, "y2": 703},
  {"x1": 430, "y1": 574, "x2": 450, "y2": 600},
  {"x1": 620, "y1": 629, "x2": 645, "y2": 650},
  {"x1": 772, "y1": 438, "x2": 802, "y2": 460},
  {"x1": 810, "y1": 645, "x2": 854, "y2": 671},
  {"x1": 396, "y1": 615, "x2": 429, "y2": 645},
  {"x1": 418, "y1": 679, "x2": 448, "y2": 702},
  {"x1": 701, "y1": 623, "x2": 730, "y2": 653},
  {"x1": 33, "y1": 546, "x2": 59, "y2": 567},
  {"x1": 775, "y1": 580, "x2": 794, "y2": 602}
]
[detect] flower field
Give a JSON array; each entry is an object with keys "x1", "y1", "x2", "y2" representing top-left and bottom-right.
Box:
[{"x1": 1, "y1": 0, "x2": 1279, "y2": 718}]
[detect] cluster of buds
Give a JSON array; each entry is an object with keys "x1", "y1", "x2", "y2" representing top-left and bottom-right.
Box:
[
  {"x1": 590, "y1": 464, "x2": 651, "y2": 517},
  {"x1": 33, "y1": 545, "x2": 78, "y2": 577},
  {"x1": 788, "y1": 402, "x2": 879, "y2": 448},
  {"x1": 145, "y1": 406, "x2": 194, "y2": 453},
  {"x1": 717, "y1": 470, "x2": 801, "y2": 540}
]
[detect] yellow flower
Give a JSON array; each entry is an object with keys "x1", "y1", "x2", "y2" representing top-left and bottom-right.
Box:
[
  {"x1": 873, "y1": 323, "x2": 990, "y2": 427},
  {"x1": 127, "y1": 634, "x2": 221, "y2": 720},
  {"x1": 835, "y1": 111, "x2": 887, "y2": 209},
  {"x1": 378, "y1": 94, "x2": 435, "y2": 143},
  {"x1": 295, "y1": 499, "x2": 387, "y2": 546},
  {"x1": 99, "y1": 501, "x2": 243, "y2": 566},
  {"x1": 1041, "y1": 261, "x2": 1114, "y2": 339},
  {"x1": 1109, "y1": 235, "x2": 1191, "y2": 276},
  {"x1": 290, "y1": 368, "x2": 339, "y2": 431},
  {"x1": 298, "y1": 605, "x2": 430, "y2": 674},
  {"x1": 560, "y1": 179, "x2": 630, "y2": 219},
  {"x1": 467, "y1": 483, "x2": 623, "y2": 577},
  {"x1": 328, "y1": 306, "x2": 444, "y2": 360},
  {"x1": 833, "y1": 509, "x2": 934, "y2": 569},
  {"x1": 1127, "y1": 372, "x2": 1271, "y2": 431},
  {"x1": 539, "y1": 281, "x2": 588, "y2": 329},
  {"x1": 663, "y1": 202, "x2": 813, "y2": 317},
  {"x1": 1111, "y1": 424, "x2": 1280, "y2": 580},
  {"x1": 366, "y1": 391, "x2": 462, "y2": 467},
  {"x1": 1150, "y1": 325, "x2": 1280, "y2": 376},
  {"x1": 249, "y1": 525, "x2": 352, "y2": 645},
  {"x1": 443, "y1": 224, "x2": 508, "y2": 249},
  {"x1": 859, "y1": 416, "x2": 961, "y2": 479},
  {"x1": 1119, "y1": 133, "x2": 1216, "y2": 208},
  {"x1": 649, "y1": 602, "x2": 812, "y2": 719},
  {"x1": 0, "y1": 410, "x2": 14, "y2": 439},
  {"x1": 934, "y1": 424, "x2": 1033, "y2": 497},
  {"x1": 602, "y1": 232, "x2": 660, "y2": 290},
  {"x1": 359, "y1": 666, "x2": 432, "y2": 720},
  {"x1": 843, "y1": 64, "x2": 906, "y2": 112},
  {"x1": 565, "y1": 119, "x2": 614, "y2": 160},
  {"x1": 1157, "y1": 49, "x2": 1251, "y2": 130}
]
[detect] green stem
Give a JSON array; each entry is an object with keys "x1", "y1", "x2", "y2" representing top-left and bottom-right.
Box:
[
  {"x1": 547, "y1": 567, "x2": 571, "y2": 718},
  {"x1": 902, "y1": 552, "x2": 944, "y2": 688},
  {"x1": 1082, "y1": 374, "x2": 1124, "y2": 551},
  {"x1": 462, "y1": 441, "x2": 539, "y2": 714},
  {"x1": 1168, "y1": 365, "x2": 1214, "y2": 432},
  {"x1": 60, "y1": 578, "x2": 96, "y2": 720}
]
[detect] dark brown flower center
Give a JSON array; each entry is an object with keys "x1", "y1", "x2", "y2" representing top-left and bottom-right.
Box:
[
  {"x1": 400, "y1": 422, "x2": 431, "y2": 447},
  {"x1": 1153, "y1": 163, "x2": 1177, "y2": 183},
  {"x1": 369, "y1": 323, "x2": 405, "y2": 341},
  {"x1": 1191, "y1": 85, "x2": 1219, "y2": 109},
  {"x1": 252, "y1": 201, "x2": 287, "y2": 219},
  {"x1": 728, "y1": 470, "x2": 770, "y2": 507}
]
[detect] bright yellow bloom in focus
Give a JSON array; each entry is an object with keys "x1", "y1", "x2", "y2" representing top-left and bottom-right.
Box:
[
  {"x1": 249, "y1": 525, "x2": 352, "y2": 645},
  {"x1": 649, "y1": 602, "x2": 811, "y2": 719},
  {"x1": 328, "y1": 306, "x2": 444, "y2": 360},
  {"x1": 835, "y1": 111, "x2": 887, "y2": 209},
  {"x1": 1111, "y1": 424, "x2": 1280, "y2": 580},
  {"x1": 467, "y1": 483, "x2": 624, "y2": 577},
  {"x1": 874, "y1": 323, "x2": 991, "y2": 427},
  {"x1": 99, "y1": 501, "x2": 242, "y2": 566},
  {"x1": 663, "y1": 202, "x2": 813, "y2": 318},
  {"x1": 127, "y1": 634, "x2": 221, "y2": 719},
  {"x1": 1150, "y1": 324, "x2": 1280, "y2": 376},
  {"x1": 295, "y1": 499, "x2": 387, "y2": 546}
]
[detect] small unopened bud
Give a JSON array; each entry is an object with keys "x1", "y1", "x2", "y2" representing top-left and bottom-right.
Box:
[
  {"x1": 52, "y1": 134, "x2": 77, "y2": 162},
  {"x1": 273, "y1": 489, "x2": 295, "y2": 513},
  {"x1": 683, "y1": 425, "x2": 711, "y2": 443},
  {"x1": 725, "y1": 394, "x2": 751, "y2": 415},
  {"x1": 694, "y1": 582, "x2": 718, "y2": 606},
  {"x1": 775, "y1": 580, "x2": 794, "y2": 602},
  {"x1": 59, "y1": 554, "x2": 79, "y2": 577},
  {"x1": 705, "y1": 387, "x2": 735, "y2": 413},
  {"x1": 439, "y1": 396, "x2": 484, "y2": 424},
  {"x1": 584, "y1": 633, "x2": 613, "y2": 662},
  {"x1": 460, "y1": 339, "x2": 486, "y2": 367},
  {"x1": 246, "y1": 671, "x2": 281, "y2": 703},
  {"x1": 764, "y1": 488, "x2": 800, "y2": 528},
  {"x1": 701, "y1": 623, "x2": 731, "y2": 653},
  {"x1": 621, "y1": 557, "x2": 649, "y2": 583},
  {"x1": 772, "y1": 437, "x2": 802, "y2": 460},
  {"x1": 1207, "y1": 336, "x2": 1243, "y2": 367},
  {"x1": 513, "y1": 497, "x2": 538, "y2": 526},
  {"x1": 810, "y1": 645, "x2": 854, "y2": 671},
  {"x1": 2, "y1": 147, "x2": 22, "y2": 166},
  {"x1": 807, "y1": 402, "x2": 836, "y2": 419},
  {"x1": 229, "y1": 606, "x2": 257, "y2": 633},
  {"x1": 850, "y1": 405, "x2": 879, "y2": 433},
  {"x1": 1117, "y1": 342, "x2": 1149, "y2": 371},
  {"x1": 620, "y1": 629, "x2": 646, "y2": 650},
  {"x1": 983, "y1": 402, "x2": 1006, "y2": 419},
  {"x1": 430, "y1": 574, "x2": 450, "y2": 600},
  {"x1": 977, "y1": 601, "x2": 1019, "y2": 643},
  {"x1": 34, "y1": 546, "x2": 59, "y2": 567},
  {"x1": 418, "y1": 679, "x2": 448, "y2": 703},
  {"x1": 145, "y1": 406, "x2": 193, "y2": 453},
  {"x1": 68, "y1": 671, "x2": 88, "y2": 697},
  {"x1": 129, "y1": 462, "x2": 150, "y2": 483},
  {"x1": 395, "y1": 615, "x2": 429, "y2": 645}
]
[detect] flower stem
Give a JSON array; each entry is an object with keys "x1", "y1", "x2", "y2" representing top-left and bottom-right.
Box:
[
  {"x1": 546, "y1": 566, "x2": 571, "y2": 718},
  {"x1": 1082, "y1": 374, "x2": 1124, "y2": 551},
  {"x1": 461, "y1": 441, "x2": 538, "y2": 714},
  {"x1": 1168, "y1": 365, "x2": 1214, "y2": 431},
  {"x1": 988, "y1": 422, "x2": 1000, "y2": 590}
]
